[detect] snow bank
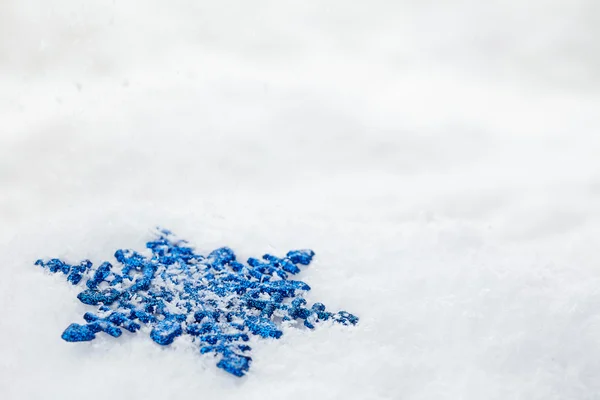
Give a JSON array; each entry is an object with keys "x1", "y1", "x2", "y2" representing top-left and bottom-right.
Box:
[{"x1": 1, "y1": 1, "x2": 599, "y2": 399}]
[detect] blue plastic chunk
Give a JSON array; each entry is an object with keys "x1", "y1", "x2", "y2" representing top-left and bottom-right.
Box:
[
  {"x1": 107, "y1": 312, "x2": 141, "y2": 333},
  {"x1": 286, "y1": 249, "x2": 315, "y2": 265},
  {"x1": 150, "y1": 317, "x2": 183, "y2": 345},
  {"x1": 86, "y1": 262, "x2": 112, "y2": 289},
  {"x1": 77, "y1": 288, "x2": 121, "y2": 305},
  {"x1": 245, "y1": 316, "x2": 283, "y2": 339},
  {"x1": 217, "y1": 353, "x2": 251, "y2": 377},
  {"x1": 62, "y1": 323, "x2": 96, "y2": 342},
  {"x1": 334, "y1": 311, "x2": 359, "y2": 326},
  {"x1": 35, "y1": 228, "x2": 357, "y2": 377},
  {"x1": 67, "y1": 260, "x2": 92, "y2": 285},
  {"x1": 36, "y1": 258, "x2": 70, "y2": 274},
  {"x1": 88, "y1": 321, "x2": 122, "y2": 338},
  {"x1": 207, "y1": 247, "x2": 236, "y2": 269}
]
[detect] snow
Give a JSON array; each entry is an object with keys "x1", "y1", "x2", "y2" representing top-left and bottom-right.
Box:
[{"x1": 1, "y1": 1, "x2": 599, "y2": 399}]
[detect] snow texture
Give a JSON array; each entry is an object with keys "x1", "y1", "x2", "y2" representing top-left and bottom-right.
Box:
[
  {"x1": 35, "y1": 228, "x2": 357, "y2": 377},
  {"x1": 1, "y1": 0, "x2": 600, "y2": 399}
]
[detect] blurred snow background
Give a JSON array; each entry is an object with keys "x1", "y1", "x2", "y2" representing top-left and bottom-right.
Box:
[{"x1": 1, "y1": 1, "x2": 600, "y2": 399}]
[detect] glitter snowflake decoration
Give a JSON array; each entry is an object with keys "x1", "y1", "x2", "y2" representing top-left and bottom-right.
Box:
[{"x1": 35, "y1": 229, "x2": 358, "y2": 377}]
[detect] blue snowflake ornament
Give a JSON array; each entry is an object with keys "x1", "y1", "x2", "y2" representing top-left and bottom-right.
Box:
[{"x1": 35, "y1": 229, "x2": 358, "y2": 377}]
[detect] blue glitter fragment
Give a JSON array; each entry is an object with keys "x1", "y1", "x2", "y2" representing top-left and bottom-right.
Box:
[
  {"x1": 35, "y1": 229, "x2": 358, "y2": 377},
  {"x1": 62, "y1": 323, "x2": 97, "y2": 342},
  {"x1": 150, "y1": 316, "x2": 183, "y2": 345}
]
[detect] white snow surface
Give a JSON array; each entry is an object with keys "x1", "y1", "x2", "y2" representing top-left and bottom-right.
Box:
[{"x1": 1, "y1": 1, "x2": 600, "y2": 399}]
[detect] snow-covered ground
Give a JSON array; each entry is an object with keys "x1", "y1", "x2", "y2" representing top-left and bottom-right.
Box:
[{"x1": 1, "y1": 1, "x2": 600, "y2": 399}]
